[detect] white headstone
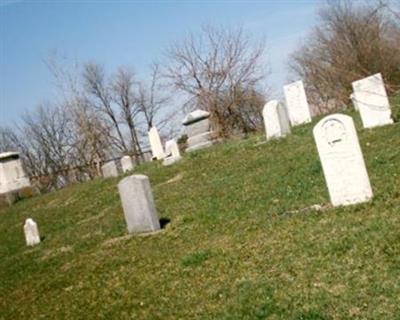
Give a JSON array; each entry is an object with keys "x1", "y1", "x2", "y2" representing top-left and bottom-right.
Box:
[
  {"x1": 165, "y1": 140, "x2": 181, "y2": 158},
  {"x1": 0, "y1": 152, "x2": 30, "y2": 195},
  {"x1": 283, "y1": 80, "x2": 312, "y2": 126},
  {"x1": 262, "y1": 100, "x2": 291, "y2": 140},
  {"x1": 352, "y1": 73, "x2": 393, "y2": 128},
  {"x1": 313, "y1": 114, "x2": 373, "y2": 206},
  {"x1": 24, "y1": 218, "x2": 40, "y2": 246},
  {"x1": 101, "y1": 161, "x2": 119, "y2": 178},
  {"x1": 118, "y1": 174, "x2": 160, "y2": 234},
  {"x1": 148, "y1": 127, "x2": 165, "y2": 160},
  {"x1": 120, "y1": 156, "x2": 134, "y2": 173},
  {"x1": 163, "y1": 139, "x2": 182, "y2": 166}
]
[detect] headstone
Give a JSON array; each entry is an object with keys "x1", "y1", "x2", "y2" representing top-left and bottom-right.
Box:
[
  {"x1": 101, "y1": 160, "x2": 119, "y2": 178},
  {"x1": 121, "y1": 155, "x2": 134, "y2": 173},
  {"x1": 0, "y1": 152, "x2": 31, "y2": 205},
  {"x1": 0, "y1": 152, "x2": 30, "y2": 194},
  {"x1": 352, "y1": 73, "x2": 393, "y2": 128},
  {"x1": 148, "y1": 127, "x2": 165, "y2": 160},
  {"x1": 118, "y1": 174, "x2": 160, "y2": 234},
  {"x1": 313, "y1": 114, "x2": 373, "y2": 206},
  {"x1": 283, "y1": 80, "x2": 312, "y2": 126},
  {"x1": 163, "y1": 139, "x2": 182, "y2": 166},
  {"x1": 183, "y1": 109, "x2": 214, "y2": 152},
  {"x1": 24, "y1": 218, "x2": 40, "y2": 246},
  {"x1": 262, "y1": 100, "x2": 291, "y2": 140}
]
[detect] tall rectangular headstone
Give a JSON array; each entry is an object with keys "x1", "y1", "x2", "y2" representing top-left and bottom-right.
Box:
[
  {"x1": 263, "y1": 100, "x2": 291, "y2": 140},
  {"x1": 24, "y1": 218, "x2": 40, "y2": 246},
  {"x1": 121, "y1": 155, "x2": 134, "y2": 173},
  {"x1": 101, "y1": 161, "x2": 119, "y2": 178},
  {"x1": 118, "y1": 174, "x2": 160, "y2": 234},
  {"x1": 313, "y1": 114, "x2": 373, "y2": 206},
  {"x1": 148, "y1": 127, "x2": 165, "y2": 160},
  {"x1": 283, "y1": 80, "x2": 312, "y2": 126},
  {"x1": 352, "y1": 73, "x2": 393, "y2": 128}
]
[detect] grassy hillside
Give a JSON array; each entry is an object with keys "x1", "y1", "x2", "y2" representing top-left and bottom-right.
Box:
[{"x1": 1, "y1": 102, "x2": 399, "y2": 319}]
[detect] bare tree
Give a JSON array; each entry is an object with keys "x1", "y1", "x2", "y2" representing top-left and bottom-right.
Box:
[
  {"x1": 290, "y1": 1, "x2": 400, "y2": 114},
  {"x1": 47, "y1": 54, "x2": 113, "y2": 168},
  {"x1": 137, "y1": 63, "x2": 172, "y2": 130},
  {"x1": 165, "y1": 25, "x2": 268, "y2": 137},
  {"x1": 110, "y1": 67, "x2": 143, "y2": 162},
  {"x1": 83, "y1": 62, "x2": 129, "y2": 153}
]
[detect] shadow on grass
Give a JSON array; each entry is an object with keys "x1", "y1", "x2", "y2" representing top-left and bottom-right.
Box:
[{"x1": 159, "y1": 217, "x2": 171, "y2": 229}]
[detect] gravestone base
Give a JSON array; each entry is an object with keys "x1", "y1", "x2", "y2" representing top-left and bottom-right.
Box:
[
  {"x1": 162, "y1": 156, "x2": 182, "y2": 166},
  {"x1": 186, "y1": 141, "x2": 214, "y2": 152},
  {"x1": 0, "y1": 186, "x2": 35, "y2": 207}
]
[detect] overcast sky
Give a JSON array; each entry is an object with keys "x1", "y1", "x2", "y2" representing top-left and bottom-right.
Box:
[{"x1": 0, "y1": 0, "x2": 320, "y2": 126}]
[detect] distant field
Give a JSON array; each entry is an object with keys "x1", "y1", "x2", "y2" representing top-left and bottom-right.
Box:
[{"x1": 1, "y1": 99, "x2": 399, "y2": 319}]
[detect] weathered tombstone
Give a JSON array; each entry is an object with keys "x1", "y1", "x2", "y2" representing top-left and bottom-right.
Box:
[
  {"x1": 121, "y1": 155, "x2": 134, "y2": 173},
  {"x1": 283, "y1": 80, "x2": 312, "y2": 126},
  {"x1": 352, "y1": 73, "x2": 393, "y2": 128},
  {"x1": 262, "y1": 100, "x2": 291, "y2": 140},
  {"x1": 118, "y1": 174, "x2": 160, "y2": 234},
  {"x1": 0, "y1": 152, "x2": 32, "y2": 205},
  {"x1": 148, "y1": 127, "x2": 165, "y2": 160},
  {"x1": 101, "y1": 160, "x2": 119, "y2": 178},
  {"x1": 183, "y1": 109, "x2": 214, "y2": 152},
  {"x1": 313, "y1": 114, "x2": 373, "y2": 206},
  {"x1": 163, "y1": 139, "x2": 182, "y2": 166},
  {"x1": 24, "y1": 218, "x2": 40, "y2": 246}
]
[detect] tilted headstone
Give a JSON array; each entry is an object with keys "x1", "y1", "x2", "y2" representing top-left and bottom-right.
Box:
[
  {"x1": 183, "y1": 109, "x2": 214, "y2": 152},
  {"x1": 313, "y1": 114, "x2": 373, "y2": 206},
  {"x1": 262, "y1": 100, "x2": 291, "y2": 140},
  {"x1": 101, "y1": 160, "x2": 119, "y2": 178},
  {"x1": 148, "y1": 127, "x2": 165, "y2": 160},
  {"x1": 118, "y1": 174, "x2": 160, "y2": 234},
  {"x1": 121, "y1": 155, "x2": 134, "y2": 173},
  {"x1": 24, "y1": 218, "x2": 40, "y2": 246},
  {"x1": 352, "y1": 73, "x2": 393, "y2": 128},
  {"x1": 163, "y1": 139, "x2": 182, "y2": 166},
  {"x1": 283, "y1": 80, "x2": 312, "y2": 126}
]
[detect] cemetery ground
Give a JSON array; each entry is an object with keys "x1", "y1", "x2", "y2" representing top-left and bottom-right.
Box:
[{"x1": 1, "y1": 98, "x2": 400, "y2": 319}]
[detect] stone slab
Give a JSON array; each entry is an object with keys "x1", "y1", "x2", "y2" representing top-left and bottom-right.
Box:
[
  {"x1": 263, "y1": 100, "x2": 291, "y2": 140},
  {"x1": 187, "y1": 132, "x2": 212, "y2": 148},
  {"x1": 185, "y1": 118, "x2": 210, "y2": 137},
  {"x1": 352, "y1": 73, "x2": 393, "y2": 128},
  {"x1": 24, "y1": 218, "x2": 40, "y2": 246},
  {"x1": 182, "y1": 109, "x2": 210, "y2": 126},
  {"x1": 118, "y1": 174, "x2": 160, "y2": 234},
  {"x1": 148, "y1": 127, "x2": 165, "y2": 160},
  {"x1": 313, "y1": 114, "x2": 373, "y2": 206},
  {"x1": 121, "y1": 156, "x2": 134, "y2": 173},
  {"x1": 283, "y1": 80, "x2": 312, "y2": 126}
]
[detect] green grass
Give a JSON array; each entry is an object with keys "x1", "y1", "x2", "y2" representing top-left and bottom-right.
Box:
[{"x1": 0, "y1": 100, "x2": 400, "y2": 319}]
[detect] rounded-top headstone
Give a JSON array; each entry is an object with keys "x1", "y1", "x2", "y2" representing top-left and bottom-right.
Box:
[
  {"x1": 182, "y1": 109, "x2": 210, "y2": 126},
  {"x1": 24, "y1": 218, "x2": 40, "y2": 246},
  {"x1": 313, "y1": 113, "x2": 373, "y2": 206}
]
